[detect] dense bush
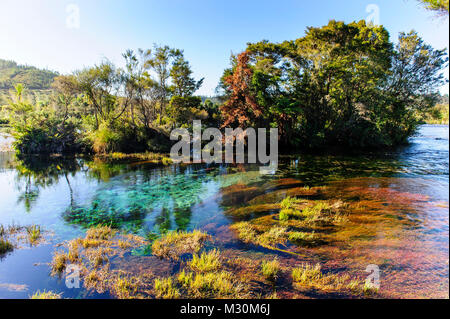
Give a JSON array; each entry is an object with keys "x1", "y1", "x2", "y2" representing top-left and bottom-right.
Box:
[
  {"x1": 13, "y1": 118, "x2": 84, "y2": 155},
  {"x1": 87, "y1": 121, "x2": 171, "y2": 154},
  {"x1": 219, "y1": 20, "x2": 448, "y2": 149}
]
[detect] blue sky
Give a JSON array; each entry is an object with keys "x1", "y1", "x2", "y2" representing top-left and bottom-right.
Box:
[{"x1": 0, "y1": 0, "x2": 448, "y2": 95}]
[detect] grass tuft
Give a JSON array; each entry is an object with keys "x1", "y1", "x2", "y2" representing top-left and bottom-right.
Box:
[
  {"x1": 261, "y1": 258, "x2": 281, "y2": 282},
  {"x1": 0, "y1": 237, "x2": 14, "y2": 255},
  {"x1": 154, "y1": 277, "x2": 180, "y2": 299},
  {"x1": 292, "y1": 263, "x2": 322, "y2": 284},
  {"x1": 189, "y1": 249, "x2": 221, "y2": 273},
  {"x1": 27, "y1": 225, "x2": 41, "y2": 244},
  {"x1": 51, "y1": 251, "x2": 68, "y2": 274}
]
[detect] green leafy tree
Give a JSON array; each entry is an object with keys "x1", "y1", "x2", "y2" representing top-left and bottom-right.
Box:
[
  {"x1": 170, "y1": 53, "x2": 204, "y2": 97},
  {"x1": 417, "y1": 0, "x2": 449, "y2": 15},
  {"x1": 220, "y1": 20, "x2": 448, "y2": 149}
]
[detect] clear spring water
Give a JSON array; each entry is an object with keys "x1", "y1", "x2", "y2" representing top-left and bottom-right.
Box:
[{"x1": 0, "y1": 125, "x2": 448, "y2": 298}]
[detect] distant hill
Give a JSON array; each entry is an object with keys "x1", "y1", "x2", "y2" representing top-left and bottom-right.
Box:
[{"x1": 0, "y1": 59, "x2": 58, "y2": 90}]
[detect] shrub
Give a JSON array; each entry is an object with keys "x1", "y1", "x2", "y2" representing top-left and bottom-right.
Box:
[{"x1": 13, "y1": 115, "x2": 84, "y2": 155}]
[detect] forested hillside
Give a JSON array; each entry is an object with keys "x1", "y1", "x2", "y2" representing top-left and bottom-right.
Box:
[{"x1": 0, "y1": 59, "x2": 58, "y2": 90}]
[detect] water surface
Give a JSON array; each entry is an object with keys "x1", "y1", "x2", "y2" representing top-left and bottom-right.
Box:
[{"x1": 0, "y1": 125, "x2": 448, "y2": 298}]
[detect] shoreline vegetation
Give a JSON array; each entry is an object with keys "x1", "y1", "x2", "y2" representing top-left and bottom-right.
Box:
[{"x1": 0, "y1": 20, "x2": 448, "y2": 158}]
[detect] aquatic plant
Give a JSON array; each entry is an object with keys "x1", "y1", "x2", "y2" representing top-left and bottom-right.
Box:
[
  {"x1": 189, "y1": 249, "x2": 222, "y2": 273},
  {"x1": 292, "y1": 263, "x2": 364, "y2": 294},
  {"x1": 151, "y1": 230, "x2": 209, "y2": 260},
  {"x1": 51, "y1": 226, "x2": 146, "y2": 277},
  {"x1": 363, "y1": 281, "x2": 379, "y2": 296},
  {"x1": 86, "y1": 225, "x2": 116, "y2": 241},
  {"x1": 258, "y1": 226, "x2": 288, "y2": 247},
  {"x1": 226, "y1": 203, "x2": 280, "y2": 219},
  {"x1": 292, "y1": 263, "x2": 323, "y2": 284},
  {"x1": 188, "y1": 271, "x2": 237, "y2": 298},
  {"x1": 261, "y1": 258, "x2": 281, "y2": 282},
  {"x1": 288, "y1": 231, "x2": 319, "y2": 247},
  {"x1": 26, "y1": 225, "x2": 41, "y2": 244},
  {"x1": 0, "y1": 237, "x2": 13, "y2": 255},
  {"x1": 154, "y1": 277, "x2": 180, "y2": 299},
  {"x1": 177, "y1": 270, "x2": 193, "y2": 286},
  {"x1": 96, "y1": 152, "x2": 173, "y2": 165},
  {"x1": 112, "y1": 273, "x2": 142, "y2": 299},
  {"x1": 30, "y1": 290, "x2": 62, "y2": 299},
  {"x1": 51, "y1": 251, "x2": 68, "y2": 275}
]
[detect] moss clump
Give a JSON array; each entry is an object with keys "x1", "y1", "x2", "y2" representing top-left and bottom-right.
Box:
[
  {"x1": 151, "y1": 230, "x2": 209, "y2": 260},
  {"x1": 279, "y1": 197, "x2": 347, "y2": 225},
  {"x1": 261, "y1": 258, "x2": 281, "y2": 282},
  {"x1": 189, "y1": 249, "x2": 221, "y2": 273},
  {"x1": 30, "y1": 290, "x2": 62, "y2": 299},
  {"x1": 152, "y1": 249, "x2": 249, "y2": 299},
  {"x1": 188, "y1": 271, "x2": 237, "y2": 298}
]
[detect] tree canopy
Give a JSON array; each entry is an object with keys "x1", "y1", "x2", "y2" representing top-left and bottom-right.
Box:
[{"x1": 220, "y1": 20, "x2": 448, "y2": 149}]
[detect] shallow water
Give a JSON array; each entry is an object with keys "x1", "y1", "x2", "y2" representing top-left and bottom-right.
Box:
[{"x1": 0, "y1": 125, "x2": 448, "y2": 298}]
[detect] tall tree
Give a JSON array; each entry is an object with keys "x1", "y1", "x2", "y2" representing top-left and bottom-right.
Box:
[
  {"x1": 170, "y1": 53, "x2": 204, "y2": 97},
  {"x1": 220, "y1": 51, "x2": 263, "y2": 128},
  {"x1": 146, "y1": 45, "x2": 176, "y2": 124}
]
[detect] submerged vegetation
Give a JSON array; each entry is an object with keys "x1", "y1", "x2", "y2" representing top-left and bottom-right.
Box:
[
  {"x1": 261, "y1": 258, "x2": 281, "y2": 282},
  {"x1": 230, "y1": 196, "x2": 347, "y2": 250},
  {"x1": 151, "y1": 230, "x2": 210, "y2": 260},
  {"x1": 47, "y1": 226, "x2": 374, "y2": 299}
]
